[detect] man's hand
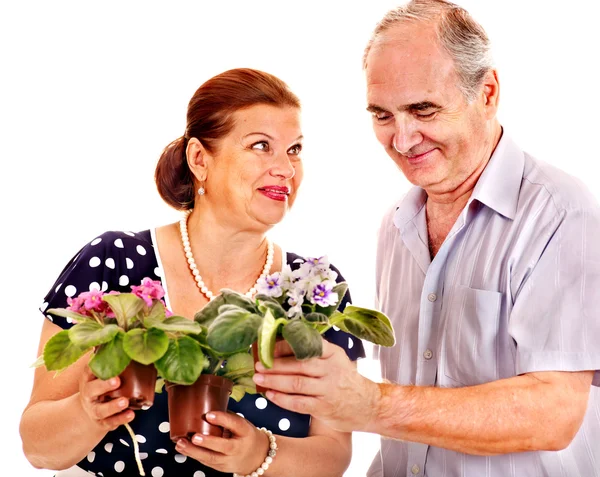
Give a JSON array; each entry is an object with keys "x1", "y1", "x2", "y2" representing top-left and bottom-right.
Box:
[{"x1": 253, "y1": 338, "x2": 380, "y2": 433}]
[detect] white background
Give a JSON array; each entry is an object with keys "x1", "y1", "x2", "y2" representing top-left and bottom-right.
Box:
[{"x1": 1, "y1": 1, "x2": 598, "y2": 475}]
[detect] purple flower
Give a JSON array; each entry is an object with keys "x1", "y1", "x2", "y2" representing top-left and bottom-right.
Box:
[
  {"x1": 131, "y1": 277, "x2": 165, "y2": 307},
  {"x1": 256, "y1": 272, "x2": 283, "y2": 298},
  {"x1": 309, "y1": 281, "x2": 339, "y2": 307}
]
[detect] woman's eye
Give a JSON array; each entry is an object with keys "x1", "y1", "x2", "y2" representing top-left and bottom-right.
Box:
[
  {"x1": 288, "y1": 144, "x2": 302, "y2": 155},
  {"x1": 251, "y1": 141, "x2": 270, "y2": 152}
]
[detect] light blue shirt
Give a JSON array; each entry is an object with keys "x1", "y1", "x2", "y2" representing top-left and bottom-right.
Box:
[{"x1": 369, "y1": 132, "x2": 600, "y2": 477}]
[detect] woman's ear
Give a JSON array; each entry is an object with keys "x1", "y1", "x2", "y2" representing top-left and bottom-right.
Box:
[{"x1": 186, "y1": 137, "x2": 209, "y2": 182}]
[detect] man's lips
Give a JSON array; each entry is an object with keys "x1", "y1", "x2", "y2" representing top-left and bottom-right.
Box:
[
  {"x1": 403, "y1": 149, "x2": 435, "y2": 164},
  {"x1": 258, "y1": 186, "x2": 290, "y2": 201}
]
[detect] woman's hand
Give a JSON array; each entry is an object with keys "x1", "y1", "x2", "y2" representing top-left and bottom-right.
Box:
[
  {"x1": 78, "y1": 367, "x2": 135, "y2": 431},
  {"x1": 175, "y1": 412, "x2": 270, "y2": 475}
]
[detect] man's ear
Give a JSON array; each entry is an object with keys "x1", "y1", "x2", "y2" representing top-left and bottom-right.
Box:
[
  {"x1": 186, "y1": 137, "x2": 209, "y2": 182},
  {"x1": 481, "y1": 68, "x2": 500, "y2": 119}
]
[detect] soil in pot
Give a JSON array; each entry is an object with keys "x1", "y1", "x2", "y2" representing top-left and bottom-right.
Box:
[
  {"x1": 167, "y1": 374, "x2": 233, "y2": 442},
  {"x1": 100, "y1": 360, "x2": 157, "y2": 410}
]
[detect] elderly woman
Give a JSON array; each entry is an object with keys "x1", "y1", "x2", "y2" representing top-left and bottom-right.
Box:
[{"x1": 20, "y1": 68, "x2": 364, "y2": 477}]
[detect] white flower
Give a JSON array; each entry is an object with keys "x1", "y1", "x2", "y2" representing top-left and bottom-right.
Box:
[{"x1": 256, "y1": 272, "x2": 283, "y2": 298}]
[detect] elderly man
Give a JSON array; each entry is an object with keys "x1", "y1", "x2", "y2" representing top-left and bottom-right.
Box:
[{"x1": 253, "y1": 0, "x2": 600, "y2": 476}]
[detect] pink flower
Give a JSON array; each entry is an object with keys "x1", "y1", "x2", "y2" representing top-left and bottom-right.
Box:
[
  {"x1": 131, "y1": 277, "x2": 165, "y2": 307},
  {"x1": 67, "y1": 295, "x2": 89, "y2": 317},
  {"x1": 81, "y1": 290, "x2": 106, "y2": 312}
]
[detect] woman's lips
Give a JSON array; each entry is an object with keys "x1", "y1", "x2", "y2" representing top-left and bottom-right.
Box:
[{"x1": 258, "y1": 186, "x2": 290, "y2": 202}]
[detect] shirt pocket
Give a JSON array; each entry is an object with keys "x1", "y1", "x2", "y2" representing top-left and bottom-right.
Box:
[{"x1": 442, "y1": 285, "x2": 503, "y2": 386}]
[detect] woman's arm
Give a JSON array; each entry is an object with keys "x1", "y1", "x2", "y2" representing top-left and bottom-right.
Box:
[{"x1": 20, "y1": 319, "x2": 135, "y2": 470}]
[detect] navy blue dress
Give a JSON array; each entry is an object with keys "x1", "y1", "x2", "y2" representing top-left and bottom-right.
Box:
[{"x1": 41, "y1": 230, "x2": 365, "y2": 477}]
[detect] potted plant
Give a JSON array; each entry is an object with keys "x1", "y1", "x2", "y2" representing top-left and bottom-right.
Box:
[
  {"x1": 33, "y1": 277, "x2": 204, "y2": 476},
  {"x1": 199, "y1": 257, "x2": 396, "y2": 393}
]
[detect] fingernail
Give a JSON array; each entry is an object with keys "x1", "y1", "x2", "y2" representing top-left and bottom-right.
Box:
[
  {"x1": 253, "y1": 374, "x2": 264, "y2": 384},
  {"x1": 192, "y1": 435, "x2": 203, "y2": 444},
  {"x1": 177, "y1": 439, "x2": 186, "y2": 448},
  {"x1": 118, "y1": 399, "x2": 128, "y2": 408},
  {"x1": 109, "y1": 378, "x2": 118, "y2": 386},
  {"x1": 206, "y1": 412, "x2": 216, "y2": 420}
]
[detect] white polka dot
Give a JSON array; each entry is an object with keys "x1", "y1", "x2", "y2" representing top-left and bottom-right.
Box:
[
  {"x1": 46, "y1": 315, "x2": 53, "y2": 322},
  {"x1": 139, "y1": 453, "x2": 148, "y2": 460},
  {"x1": 136, "y1": 245, "x2": 147, "y2": 256},
  {"x1": 89, "y1": 256, "x2": 101, "y2": 268},
  {"x1": 194, "y1": 472, "x2": 206, "y2": 477},
  {"x1": 174, "y1": 454, "x2": 187, "y2": 463},
  {"x1": 126, "y1": 258, "x2": 134, "y2": 269},
  {"x1": 105, "y1": 258, "x2": 116, "y2": 269},
  {"x1": 98, "y1": 473, "x2": 104, "y2": 477},
  {"x1": 114, "y1": 461, "x2": 125, "y2": 472},
  {"x1": 156, "y1": 448, "x2": 168, "y2": 454},
  {"x1": 236, "y1": 412, "x2": 245, "y2": 418},
  {"x1": 101, "y1": 281, "x2": 108, "y2": 292},
  {"x1": 158, "y1": 421, "x2": 170, "y2": 433},
  {"x1": 255, "y1": 397, "x2": 268, "y2": 410},
  {"x1": 114, "y1": 238, "x2": 124, "y2": 248},
  {"x1": 125, "y1": 231, "x2": 136, "y2": 236},
  {"x1": 119, "y1": 275, "x2": 130, "y2": 286},
  {"x1": 40, "y1": 302, "x2": 48, "y2": 312},
  {"x1": 278, "y1": 418, "x2": 291, "y2": 431},
  {"x1": 55, "y1": 283, "x2": 62, "y2": 293},
  {"x1": 135, "y1": 434, "x2": 146, "y2": 443},
  {"x1": 66, "y1": 316, "x2": 74, "y2": 324},
  {"x1": 89, "y1": 282, "x2": 100, "y2": 291},
  {"x1": 104, "y1": 442, "x2": 113, "y2": 453},
  {"x1": 87, "y1": 451, "x2": 96, "y2": 462},
  {"x1": 333, "y1": 325, "x2": 341, "y2": 332},
  {"x1": 91, "y1": 237, "x2": 102, "y2": 246},
  {"x1": 154, "y1": 267, "x2": 162, "y2": 277},
  {"x1": 348, "y1": 337, "x2": 354, "y2": 349},
  {"x1": 151, "y1": 467, "x2": 164, "y2": 477},
  {"x1": 119, "y1": 438, "x2": 129, "y2": 447},
  {"x1": 65, "y1": 285, "x2": 77, "y2": 297}
]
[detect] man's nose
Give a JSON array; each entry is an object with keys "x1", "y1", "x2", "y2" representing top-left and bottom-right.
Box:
[{"x1": 393, "y1": 119, "x2": 423, "y2": 154}]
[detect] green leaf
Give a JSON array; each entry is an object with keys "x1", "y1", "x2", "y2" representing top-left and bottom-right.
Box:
[
  {"x1": 337, "y1": 305, "x2": 395, "y2": 347},
  {"x1": 257, "y1": 310, "x2": 288, "y2": 369},
  {"x1": 194, "y1": 294, "x2": 226, "y2": 327},
  {"x1": 257, "y1": 300, "x2": 287, "y2": 319},
  {"x1": 220, "y1": 289, "x2": 258, "y2": 313},
  {"x1": 155, "y1": 377, "x2": 165, "y2": 394},
  {"x1": 30, "y1": 354, "x2": 45, "y2": 368},
  {"x1": 148, "y1": 315, "x2": 202, "y2": 335},
  {"x1": 154, "y1": 336, "x2": 208, "y2": 385},
  {"x1": 88, "y1": 332, "x2": 131, "y2": 379},
  {"x1": 223, "y1": 352, "x2": 255, "y2": 380},
  {"x1": 230, "y1": 376, "x2": 257, "y2": 402},
  {"x1": 102, "y1": 293, "x2": 146, "y2": 329},
  {"x1": 304, "y1": 312, "x2": 329, "y2": 323},
  {"x1": 123, "y1": 328, "x2": 169, "y2": 365},
  {"x1": 145, "y1": 300, "x2": 167, "y2": 327},
  {"x1": 43, "y1": 330, "x2": 88, "y2": 371},
  {"x1": 46, "y1": 308, "x2": 96, "y2": 324},
  {"x1": 314, "y1": 282, "x2": 349, "y2": 317},
  {"x1": 207, "y1": 309, "x2": 263, "y2": 354},
  {"x1": 68, "y1": 322, "x2": 120, "y2": 348},
  {"x1": 282, "y1": 320, "x2": 323, "y2": 360}
]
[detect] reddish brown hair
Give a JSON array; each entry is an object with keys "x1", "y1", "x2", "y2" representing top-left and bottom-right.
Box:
[{"x1": 155, "y1": 68, "x2": 301, "y2": 210}]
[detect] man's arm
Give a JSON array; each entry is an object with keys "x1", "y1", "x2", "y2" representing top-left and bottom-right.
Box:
[{"x1": 254, "y1": 340, "x2": 594, "y2": 455}]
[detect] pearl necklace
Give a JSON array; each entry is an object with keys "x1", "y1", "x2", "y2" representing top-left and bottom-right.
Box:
[{"x1": 179, "y1": 209, "x2": 274, "y2": 301}]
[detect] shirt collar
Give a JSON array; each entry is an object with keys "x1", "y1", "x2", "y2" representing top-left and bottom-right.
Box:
[{"x1": 393, "y1": 130, "x2": 524, "y2": 230}]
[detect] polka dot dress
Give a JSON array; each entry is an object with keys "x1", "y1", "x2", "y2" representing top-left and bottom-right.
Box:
[{"x1": 41, "y1": 230, "x2": 365, "y2": 477}]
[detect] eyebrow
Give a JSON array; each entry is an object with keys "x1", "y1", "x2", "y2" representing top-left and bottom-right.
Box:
[
  {"x1": 243, "y1": 132, "x2": 304, "y2": 141},
  {"x1": 366, "y1": 101, "x2": 441, "y2": 113}
]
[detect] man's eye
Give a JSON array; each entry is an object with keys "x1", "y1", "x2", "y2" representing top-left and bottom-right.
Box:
[
  {"x1": 288, "y1": 144, "x2": 302, "y2": 155},
  {"x1": 415, "y1": 111, "x2": 436, "y2": 119},
  {"x1": 374, "y1": 112, "x2": 392, "y2": 122},
  {"x1": 251, "y1": 141, "x2": 270, "y2": 151}
]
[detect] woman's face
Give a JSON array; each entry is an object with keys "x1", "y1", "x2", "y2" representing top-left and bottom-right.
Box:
[{"x1": 204, "y1": 104, "x2": 304, "y2": 231}]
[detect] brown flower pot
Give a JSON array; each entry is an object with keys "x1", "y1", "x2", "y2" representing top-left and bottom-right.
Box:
[
  {"x1": 252, "y1": 337, "x2": 284, "y2": 394},
  {"x1": 166, "y1": 374, "x2": 233, "y2": 442},
  {"x1": 100, "y1": 360, "x2": 157, "y2": 410}
]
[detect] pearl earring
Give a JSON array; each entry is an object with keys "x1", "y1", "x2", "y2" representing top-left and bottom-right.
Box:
[{"x1": 198, "y1": 186, "x2": 205, "y2": 196}]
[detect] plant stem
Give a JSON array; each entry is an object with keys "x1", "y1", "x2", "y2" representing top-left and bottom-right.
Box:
[
  {"x1": 212, "y1": 358, "x2": 224, "y2": 374},
  {"x1": 124, "y1": 422, "x2": 145, "y2": 476}
]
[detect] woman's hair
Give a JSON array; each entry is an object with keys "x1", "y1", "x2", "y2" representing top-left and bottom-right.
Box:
[
  {"x1": 155, "y1": 68, "x2": 301, "y2": 210},
  {"x1": 363, "y1": 0, "x2": 493, "y2": 102}
]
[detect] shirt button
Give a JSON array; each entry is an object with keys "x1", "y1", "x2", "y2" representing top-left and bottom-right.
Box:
[
  {"x1": 427, "y1": 293, "x2": 437, "y2": 302},
  {"x1": 423, "y1": 349, "x2": 433, "y2": 360},
  {"x1": 411, "y1": 464, "x2": 420, "y2": 474}
]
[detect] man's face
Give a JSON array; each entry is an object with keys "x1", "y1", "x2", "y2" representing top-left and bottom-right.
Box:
[{"x1": 365, "y1": 22, "x2": 492, "y2": 195}]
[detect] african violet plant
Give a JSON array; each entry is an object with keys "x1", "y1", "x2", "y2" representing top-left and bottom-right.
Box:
[{"x1": 198, "y1": 256, "x2": 396, "y2": 369}]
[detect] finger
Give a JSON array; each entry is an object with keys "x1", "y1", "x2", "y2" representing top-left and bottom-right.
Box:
[
  {"x1": 205, "y1": 411, "x2": 251, "y2": 438},
  {"x1": 253, "y1": 373, "x2": 324, "y2": 396},
  {"x1": 264, "y1": 389, "x2": 319, "y2": 415},
  {"x1": 82, "y1": 376, "x2": 121, "y2": 401},
  {"x1": 273, "y1": 339, "x2": 294, "y2": 357},
  {"x1": 175, "y1": 439, "x2": 225, "y2": 467},
  {"x1": 188, "y1": 433, "x2": 236, "y2": 455},
  {"x1": 256, "y1": 355, "x2": 326, "y2": 377},
  {"x1": 89, "y1": 397, "x2": 132, "y2": 420},
  {"x1": 99, "y1": 409, "x2": 135, "y2": 431}
]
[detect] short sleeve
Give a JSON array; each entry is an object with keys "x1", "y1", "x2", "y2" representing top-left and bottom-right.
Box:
[
  {"x1": 322, "y1": 262, "x2": 366, "y2": 362},
  {"x1": 40, "y1": 230, "x2": 159, "y2": 330},
  {"x1": 508, "y1": 206, "x2": 600, "y2": 386}
]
